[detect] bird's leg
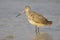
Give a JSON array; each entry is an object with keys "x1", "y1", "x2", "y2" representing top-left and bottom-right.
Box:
[
  {"x1": 37, "y1": 27, "x2": 39, "y2": 33},
  {"x1": 35, "y1": 26, "x2": 40, "y2": 40},
  {"x1": 35, "y1": 26, "x2": 38, "y2": 35}
]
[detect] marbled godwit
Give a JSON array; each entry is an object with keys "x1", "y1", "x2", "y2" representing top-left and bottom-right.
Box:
[{"x1": 16, "y1": 5, "x2": 52, "y2": 34}]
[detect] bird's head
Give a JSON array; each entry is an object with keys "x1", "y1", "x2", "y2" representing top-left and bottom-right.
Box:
[
  {"x1": 16, "y1": 5, "x2": 31, "y2": 17},
  {"x1": 24, "y1": 5, "x2": 31, "y2": 13}
]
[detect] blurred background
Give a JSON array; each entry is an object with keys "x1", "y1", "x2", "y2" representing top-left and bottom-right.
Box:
[{"x1": 0, "y1": 0, "x2": 60, "y2": 40}]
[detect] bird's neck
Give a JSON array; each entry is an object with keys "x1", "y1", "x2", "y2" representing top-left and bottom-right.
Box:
[{"x1": 25, "y1": 11, "x2": 31, "y2": 16}]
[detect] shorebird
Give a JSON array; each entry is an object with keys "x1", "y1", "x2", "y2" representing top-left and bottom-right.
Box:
[{"x1": 16, "y1": 5, "x2": 52, "y2": 34}]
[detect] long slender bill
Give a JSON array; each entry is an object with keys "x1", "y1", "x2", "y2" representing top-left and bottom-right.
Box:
[{"x1": 16, "y1": 11, "x2": 24, "y2": 17}]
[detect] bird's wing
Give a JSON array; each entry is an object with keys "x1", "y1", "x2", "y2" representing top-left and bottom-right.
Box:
[{"x1": 31, "y1": 12, "x2": 48, "y2": 24}]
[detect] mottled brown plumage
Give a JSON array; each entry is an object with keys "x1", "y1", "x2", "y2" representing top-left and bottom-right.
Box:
[
  {"x1": 23, "y1": 5, "x2": 52, "y2": 34},
  {"x1": 17, "y1": 5, "x2": 52, "y2": 34},
  {"x1": 24, "y1": 5, "x2": 52, "y2": 27}
]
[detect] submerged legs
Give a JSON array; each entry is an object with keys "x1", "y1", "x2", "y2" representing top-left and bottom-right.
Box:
[
  {"x1": 37, "y1": 27, "x2": 39, "y2": 33},
  {"x1": 35, "y1": 26, "x2": 40, "y2": 34},
  {"x1": 34, "y1": 26, "x2": 40, "y2": 40},
  {"x1": 35, "y1": 26, "x2": 37, "y2": 34}
]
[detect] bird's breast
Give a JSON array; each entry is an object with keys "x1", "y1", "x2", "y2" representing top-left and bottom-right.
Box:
[{"x1": 28, "y1": 19, "x2": 46, "y2": 27}]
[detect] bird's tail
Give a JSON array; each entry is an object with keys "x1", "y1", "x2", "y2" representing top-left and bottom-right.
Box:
[{"x1": 47, "y1": 21, "x2": 52, "y2": 26}]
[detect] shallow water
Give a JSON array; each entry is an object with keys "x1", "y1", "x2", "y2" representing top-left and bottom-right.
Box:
[{"x1": 0, "y1": 0, "x2": 60, "y2": 40}]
